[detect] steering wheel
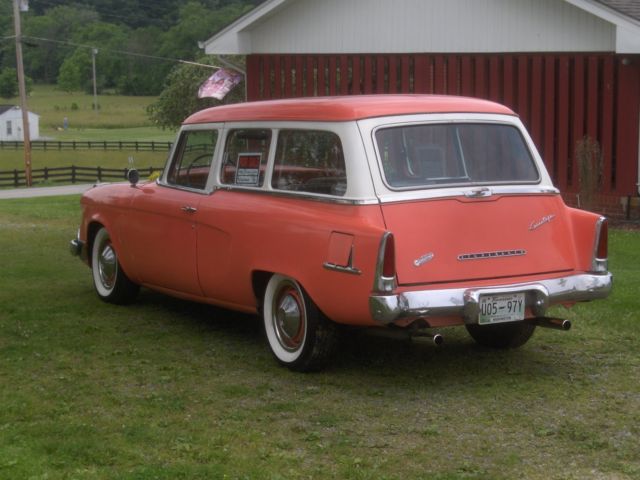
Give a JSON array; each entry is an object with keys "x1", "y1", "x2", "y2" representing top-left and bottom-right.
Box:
[{"x1": 184, "y1": 154, "x2": 212, "y2": 188}]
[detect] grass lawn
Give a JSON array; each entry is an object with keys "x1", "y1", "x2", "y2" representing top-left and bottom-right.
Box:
[
  {"x1": 0, "y1": 196, "x2": 638, "y2": 479},
  {"x1": 4, "y1": 84, "x2": 176, "y2": 141}
]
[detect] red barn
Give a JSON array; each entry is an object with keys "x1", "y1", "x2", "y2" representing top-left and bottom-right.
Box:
[{"x1": 202, "y1": 0, "x2": 640, "y2": 218}]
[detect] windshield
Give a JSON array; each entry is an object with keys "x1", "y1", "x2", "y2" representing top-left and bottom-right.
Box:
[{"x1": 375, "y1": 123, "x2": 539, "y2": 189}]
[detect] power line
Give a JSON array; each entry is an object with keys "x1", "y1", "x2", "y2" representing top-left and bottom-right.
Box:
[{"x1": 22, "y1": 35, "x2": 221, "y2": 70}]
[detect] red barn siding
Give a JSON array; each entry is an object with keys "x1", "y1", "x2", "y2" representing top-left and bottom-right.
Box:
[{"x1": 247, "y1": 53, "x2": 640, "y2": 217}]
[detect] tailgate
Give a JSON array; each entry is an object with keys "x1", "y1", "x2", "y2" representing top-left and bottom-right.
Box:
[{"x1": 380, "y1": 194, "x2": 575, "y2": 285}]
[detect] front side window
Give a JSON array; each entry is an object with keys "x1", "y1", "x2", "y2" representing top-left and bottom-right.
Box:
[
  {"x1": 220, "y1": 129, "x2": 271, "y2": 187},
  {"x1": 6, "y1": 121, "x2": 12, "y2": 136},
  {"x1": 166, "y1": 129, "x2": 218, "y2": 190},
  {"x1": 272, "y1": 130, "x2": 347, "y2": 196},
  {"x1": 375, "y1": 123, "x2": 539, "y2": 189}
]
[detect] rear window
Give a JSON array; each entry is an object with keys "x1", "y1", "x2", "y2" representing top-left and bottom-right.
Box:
[
  {"x1": 375, "y1": 123, "x2": 539, "y2": 189},
  {"x1": 272, "y1": 130, "x2": 347, "y2": 196}
]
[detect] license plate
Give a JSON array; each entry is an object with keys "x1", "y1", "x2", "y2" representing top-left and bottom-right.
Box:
[{"x1": 478, "y1": 292, "x2": 525, "y2": 325}]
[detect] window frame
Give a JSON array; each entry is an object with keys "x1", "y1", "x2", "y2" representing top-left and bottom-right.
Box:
[
  {"x1": 218, "y1": 127, "x2": 273, "y2": 189},
  {"x1": 270, "y1": 128, "x2": 348, "y2": 197},
  {"x1": 159, "y1": 124, "x2": 222, "y2": 194},
  {"x1": 372, "y1": 120, "x2": 541, "y2": 192}
]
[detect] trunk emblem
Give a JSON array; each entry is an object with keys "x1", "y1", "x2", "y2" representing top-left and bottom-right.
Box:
[
  {"x1": 529, "y1": 214, "x2": 556, "y2": 231},
  {"x1": 458, "y1": 249, "x2": 526, "y2": 261},
  {"x1": 414, "y1": 252, "x2": 435, "y2": 267}
]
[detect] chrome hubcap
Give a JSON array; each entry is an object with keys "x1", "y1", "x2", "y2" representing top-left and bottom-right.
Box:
[
  {"x1": 273, "y1": 285, "x2": 306, "y2": 352},
  {"x1": 98, "y1": 243, "x2": 117, "y2": 290}
]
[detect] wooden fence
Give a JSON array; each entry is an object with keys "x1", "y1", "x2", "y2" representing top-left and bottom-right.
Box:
[
  {"x1": 0, "y1": 166, "x2": 163, "y2": 188},
  {"x1": 0, "y1": 140, "x2": 173, "y2": 152}
]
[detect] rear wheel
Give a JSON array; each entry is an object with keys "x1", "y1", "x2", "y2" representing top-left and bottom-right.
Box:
[
  {"x1": 263, "y1": 274, "x2": 338, "y2": 372},
  {"x1": 466, "y1": 321, "x2": 536, "y2": 349},
  {"x1": 91, "y1": 227, "x2": 139, "y2": 304}
]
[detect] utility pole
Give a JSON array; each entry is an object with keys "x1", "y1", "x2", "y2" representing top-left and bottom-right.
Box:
[
  {"x1": 13, "y1": 0, "x2": 32, "y2": 187},
  {"x1": 91, "y1": 48, "x2": 98, "y2": 113}
]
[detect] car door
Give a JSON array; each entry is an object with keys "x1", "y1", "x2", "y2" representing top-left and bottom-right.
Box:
[{"x1": 125, "y1": 128, "x2": 219, "y2": 296}]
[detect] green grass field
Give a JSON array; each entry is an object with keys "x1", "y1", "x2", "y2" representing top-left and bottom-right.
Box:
[
  {"x1": 4, "y1": 85, "x2": 176, "y2": 141},
  {"x1": 1, "y1": 86, "x2": 174, "y2": 183},
  {"x1": 0, "y1": 150, "x2": 169, "y2": 173},
  {"x1": 0, "y1": 196, "x2": 638, "y2": 479}
]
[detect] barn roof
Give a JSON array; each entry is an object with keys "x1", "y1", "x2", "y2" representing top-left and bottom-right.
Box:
[
  {"x1": 202, "y1": 0, "x2": 640, "y2": 55},
  {"x1": 0, "y1": 105, "x2": 16, "y2": 115},
  {"x1": 183, "y1": 95, "x2": 515, "y2": 124},
  {"x1": 599, "y1": 0, "x2": 640, "y2": 21}
]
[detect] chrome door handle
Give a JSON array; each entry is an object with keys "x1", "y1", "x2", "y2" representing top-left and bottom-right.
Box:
[{"x1": 181, "y1": 206, "x2": 197, "y2": 213}]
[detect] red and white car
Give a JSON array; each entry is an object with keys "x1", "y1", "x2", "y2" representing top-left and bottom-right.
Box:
[{"x1": 71, "y1": 95, "x2": 612, "y2": 371}]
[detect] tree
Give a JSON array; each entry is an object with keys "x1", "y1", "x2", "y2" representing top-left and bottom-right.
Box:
[
  {"x1": 147, "y1": 56, "x2": 245, "y2": 129},
  {"x1": 22, "y1": 5, "x2": 100, "y2": 84},
  {"x1": 57, "y1": 51, "x2": 91, "y2": 92},
  {"x1": 158, "y1": 1, "x2": 255, "y2": 60},
  {"x1": 0, "y1": 68, "x2": 18, "y2": 98},
  {"x1": 0, "y1": 67, "x2": 32, "y2": 99}
]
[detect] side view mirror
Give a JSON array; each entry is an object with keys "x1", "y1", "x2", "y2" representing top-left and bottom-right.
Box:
[{"x1": 127, "y1": 168, "x2": 139, "y2": 187}]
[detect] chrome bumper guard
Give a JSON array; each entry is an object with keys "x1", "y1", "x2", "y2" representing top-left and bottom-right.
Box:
[
  {"x1": 69, "y1": 230, "x2": 84, "y2": 257},
  {"x1": 369, "y1": 273, "x2": 613, "y2": 325}
]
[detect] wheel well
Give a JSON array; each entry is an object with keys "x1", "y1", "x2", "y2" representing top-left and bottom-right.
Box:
[
  {"x1": 86, "y1": 221, "x2": 104, "y2": 267},
  {"x1": 252, "y1": 270, "x2": 273, "y2": 305}
]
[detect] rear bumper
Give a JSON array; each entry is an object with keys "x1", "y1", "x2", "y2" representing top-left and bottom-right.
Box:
[{"x1": 369, "y1": 272, "x2": 613, "y2": 325}]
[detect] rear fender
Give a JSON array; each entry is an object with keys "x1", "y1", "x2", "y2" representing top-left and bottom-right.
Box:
[{"x1": 566, "y1": 207, "x2": 606, "y2": 272}]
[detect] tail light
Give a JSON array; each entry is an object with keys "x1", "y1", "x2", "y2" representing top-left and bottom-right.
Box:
[
  {"x1": 374, "y1": 232, "x2": 397, "y2": 292},
  {"x1": 592, "y1": 217, "x2": 608, "y2": 273}
]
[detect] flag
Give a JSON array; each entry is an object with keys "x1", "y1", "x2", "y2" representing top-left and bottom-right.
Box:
[{"x1": 198, "y1": 69, "x2": 244, "y2": 100}]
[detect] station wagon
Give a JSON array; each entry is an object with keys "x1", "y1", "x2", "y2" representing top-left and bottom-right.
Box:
[{"x1": 71, "y1": 95, "x2": 612, "y2": 371}]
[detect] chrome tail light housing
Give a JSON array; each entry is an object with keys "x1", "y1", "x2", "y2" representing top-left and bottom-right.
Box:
[
  {"x1": 591, "y1": 217, "x2": 608, "y2": 273},
  {"x1": 374, "y1": 231, "x2": 397, "y2": 292}
]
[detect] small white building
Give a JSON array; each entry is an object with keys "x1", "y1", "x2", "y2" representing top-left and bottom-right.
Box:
[{"x1": 0, "y1": 105, "x2": 40, "y2": 141}]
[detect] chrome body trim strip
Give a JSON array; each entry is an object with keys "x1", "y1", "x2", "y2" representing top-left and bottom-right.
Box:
[
  {"x1": 369, "y1": 272, "x2": 612, "y2": 325},
  {"x1": 216, "y1": 185, "x2": 380, "y2": 205},
  {"x1": 457, "y1": 249, "x2": 526, "y2": 261},
  {"x1": 322, "y1": 262, "x2": 362, "y2": 275}
]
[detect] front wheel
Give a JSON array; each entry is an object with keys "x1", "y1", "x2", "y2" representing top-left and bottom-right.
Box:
[
  {"x1": 91, "y1": 227, "x2": 139, "y2": 304},
  {"x1": 263, "y1": 274, "x2": 338, "y2": 372},
  {"x1": 466, "y1": 321, "x2": 536, "y2": 349}
]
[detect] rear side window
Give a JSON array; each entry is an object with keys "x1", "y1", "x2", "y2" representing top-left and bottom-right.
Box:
[
  {"x1": 166, "y1": 130, "x2": 218, "y2": 190},
  {"x1": 221, "y1": 129, "x2": 271, "y2": 187},
  {"x1": 375, "y1": 123, "x2": 539, "y2": 189},
  {"x1": 272, "y1": 130, "x2": 347, "y2": 196}
]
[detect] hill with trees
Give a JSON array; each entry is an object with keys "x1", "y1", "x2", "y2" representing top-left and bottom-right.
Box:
[{"x1": 0, "y1": 0, "x2": 260, "y2": 97}]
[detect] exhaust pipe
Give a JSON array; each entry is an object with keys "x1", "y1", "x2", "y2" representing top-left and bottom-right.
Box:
[
  {"x1": 412, "y1": 331, "x2": 444, "y2": 346},
  {"x1": 366, "y1": 328, "x2": 444, "y2": 346},
  {"x1": 534, "y1": 317, "x2": 572, "y2": 331}
]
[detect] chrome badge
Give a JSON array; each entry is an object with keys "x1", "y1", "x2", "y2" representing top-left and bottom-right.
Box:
[
  {"x1": 529, "y1": 214, "x2": 556, "y2": 231},
  {"x1": 413, "y1": 252, "x2": 435, "y2": 267}
]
